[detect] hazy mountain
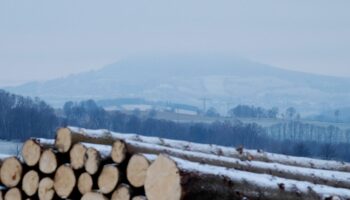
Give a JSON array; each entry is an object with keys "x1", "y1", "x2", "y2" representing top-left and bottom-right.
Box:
[{"x1": 5, "y1": 54, "x2": 350, "y2": 114}]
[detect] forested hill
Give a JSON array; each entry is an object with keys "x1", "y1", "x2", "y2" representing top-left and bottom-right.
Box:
[{"x1": 5, "y1": 55, "x2": 350, "y2": 113}]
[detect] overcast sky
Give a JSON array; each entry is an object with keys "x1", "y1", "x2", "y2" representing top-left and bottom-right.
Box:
[{"x1": 0, "y1": 0, "x2": 349, "y2": 86}]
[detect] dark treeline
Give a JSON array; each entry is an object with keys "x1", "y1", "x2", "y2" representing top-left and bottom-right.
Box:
[
  {"x1": 228, "y1": 105, "x2": 279, "y2": 118},
  {"x1": 0, "y1": 90, "x2": 58, "y2": 140},
  {"x1": 1, "y1": 90, "x2": 350, "y2": 161}
]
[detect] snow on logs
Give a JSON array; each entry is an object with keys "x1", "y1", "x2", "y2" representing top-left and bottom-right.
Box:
[
  {"x1": 145, "y1": 154, "x2": 350, "y2": 200},
  {"x1": 55, "y1": 127, "x2": 350, "y2": 189},
  {"x1": 66, "y1": 126, "x2": 350, "y2": 172},
  {"x1": 2, "y1": 126, "x2": 350, "y2": 199}
]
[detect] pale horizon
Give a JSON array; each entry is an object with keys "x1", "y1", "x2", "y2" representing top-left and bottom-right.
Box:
[{"x1": 1, "y1": 0, "x2": 350, "y2": 87}]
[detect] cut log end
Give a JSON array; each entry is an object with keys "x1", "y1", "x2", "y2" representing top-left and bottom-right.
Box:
[
  {"x1": 111, "y1": 140, "x2": 127, "y2": 164},
  {"x1": 39, "y1": 149, "x2": 57, "y2": 174},
  {"x1": 98, "y1": 164, "x2": 120, "y2": 194},
  {"x1": 0, "y1": 157, "x2": 23, "y2": 187},
  {"x1": 22, "y1": 139, "x2": 41, "y2": 166},
  {"x1": 54, "y1": 164, "x2": 76, "y2": 199},
  {"x1": 78, "y1": 172, "x2": 93, "y2": 195},
  {"x1": 38, "y1": 177, "x2": 55, "y2": 200},
  {"x1": 70, "y1": 143, "x2": 87, "y2": 170},
  {"x1": 145, "y1": 154, "x2": 181, "y2": 200},
  {"x1": 22, "y1": 170, "x2": 39, "y2": 196},
  {"x1": 111, "y1": 184, "x2": 131, "y2": 200},
  {"x1": 81, "y1": 192, "x2": 108, "y2": 200},
  {"x1": 85, "y1": 147, "x2": 101, "y2": 175},
  {"x1": 127, "y1": 154, "x2": 150, "y2": 188},
  {"x1": 132, "y1": 196, "x2": 147, "y2": 200},
  {"x1": 4, "y1": 188, "x2": 22, "y2": 200},
  {"x1": 55, "y1": 127, "x2": 72, "y2": 153}
]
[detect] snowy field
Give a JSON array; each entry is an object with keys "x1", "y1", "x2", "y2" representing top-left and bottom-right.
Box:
[{"x1": 0, "y1": 140, "x2": 22, "y2": 156}]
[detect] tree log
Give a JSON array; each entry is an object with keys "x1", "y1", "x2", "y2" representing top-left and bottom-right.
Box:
[
  {"x1": 122, "y1": 140, "x2": 350, "y2": 189},
  {"x1": 97, "y1": 164, "x2": 120, "y2": 194},
  {"x1": 4, "y1": 188, "x2": 21, "y2": 200},
  {"x1": 111, "y1": 184, "x2": 132, "y2": 200},
  {"x1": 81, "y1": 192, "x2": 108, "y2": 200},
  {"x1": 78, "y1": 172, "x2": 93, "y2": 195},
  {"x1": 55, "y1": 127, "x2": 350, "y2": 189},
  {"x1": 22, "y1": 170, "x2": 39, "y2": 197},
  {"x1": 67, "y1": 126, "x2": 350, "y2": 172},
  {"x1": 111, "y1": 140, "x2": 127, "y2": 164},
  {"x1": 145, "y1": 154, "x2": 350, "y2": 200},
  {"x1": 38, "y1": 177, "x2": 55, "y2": 200},
  {"x1": 132, "y1": 196, "x2": 147, "y2": 200},
  {"x1": 85, "y1": 147, "x2": 102, "y2": 175},
  {"x1": 22, "y1": 139, "x2": 41, "y2": 166},
  {"x1": 0, "y1": 157, "x2": 22, "y2": 187},
  {"x1": 70, "y1": 143, "x2": 87, "y2": 170},
  {"x1": 53, "y1": 164, "x2": 76, "y2": 199},
  {"x1": 39, "y1": 149, "x2": 57, "y2": 174},
  {"x1": 126, "y1": 154, "x2": 151, "y2": 188}
]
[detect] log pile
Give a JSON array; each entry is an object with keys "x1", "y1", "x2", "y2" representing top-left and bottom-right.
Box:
[{"x1": 0, "y1": 127, "x2": 350, "y2": 200}]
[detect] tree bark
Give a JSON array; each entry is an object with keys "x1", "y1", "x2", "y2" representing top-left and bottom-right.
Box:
[{"x1": 145, "y1": 154, "x2": 350, "y2": 200}]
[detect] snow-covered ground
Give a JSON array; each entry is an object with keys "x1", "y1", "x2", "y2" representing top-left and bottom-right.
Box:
[{"x1": 0, "y1": 140, "x2": 22, "y2": 156}]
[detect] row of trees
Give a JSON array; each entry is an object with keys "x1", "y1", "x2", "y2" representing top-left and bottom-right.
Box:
[
  {"x1": 0, "y1": 90, "x2": 58, "y2": 140},
  {"x1": 227, "y1": 105, "x2": 279, "y2": 118},
  {"x1": 0, "y1": 90, "x2": 349, "y2": 161}
]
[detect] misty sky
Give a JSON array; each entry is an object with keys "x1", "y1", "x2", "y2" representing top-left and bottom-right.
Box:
[{"x1": 0, "y1": 0, "x2": 350, "y2": 86}]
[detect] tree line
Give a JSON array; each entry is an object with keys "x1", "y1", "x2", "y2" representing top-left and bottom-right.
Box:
[{"x1": 0, "y1": 90, "x2": 349, "y2": 161}]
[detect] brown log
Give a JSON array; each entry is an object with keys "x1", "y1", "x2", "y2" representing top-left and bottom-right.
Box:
[
  {"x1": 38, "y1": 177, "x2": 55, "y2": 200},
  {"x1": 111, "y1": 184, "x2": 132, "y2": 200},
  {"x1": 22, "y1": 170, "x2": 39, "y2": 197},
  {"x1": 0, "y1": 157, "x2": 22, "y2": 187},
  {"x1": 132, "y1": 196, "x2": 147, "y2": 200},
  {"x1": 53, "y1": 164, "x2": 76, "y2": 199},
  {"x1": 126, "y1": 154, "x2": 151, "y2": 188},
  {"x1": 97, "y1": 164, "x2": 120, "y2": 194},
  {"x1": 69, "y1": 143, "x2": 87, "y2": 170},
  {"x1": 22, "y1": 139, "x2": 41, "y2": 166},
  {"x1": 77, "y1": 172, "x2": 93, "y2": 195},
  {"x1": 145, "y1": 154, "x2": 350, "y2": 200},
  {"x1": 39, "y1": 149, "x2": 57, "y2": 174},
  {"x1": 67, "y1": 127, "x2": 350, "y2": 172},
  {"x1": 81, "y1": 192, "x2": 108, "y2": 200},
  {"x1": 4, "y1": 188, "x2": 21, "y2": 200}
]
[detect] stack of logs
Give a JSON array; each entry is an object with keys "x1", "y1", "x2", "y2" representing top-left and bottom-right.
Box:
[{"x1": 1, "y1": 127, "x2": 350, "y2": 200}]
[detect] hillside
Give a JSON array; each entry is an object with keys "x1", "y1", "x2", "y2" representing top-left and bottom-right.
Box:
[{"x1": 5, "y1": 54, "x2": 350, "y2": 114}]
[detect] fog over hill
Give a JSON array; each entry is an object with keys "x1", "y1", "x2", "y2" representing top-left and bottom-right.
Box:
[{"x1": 5, "y1": 55, "x2": 350, "y2": 114}]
